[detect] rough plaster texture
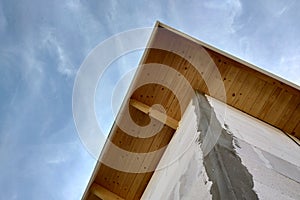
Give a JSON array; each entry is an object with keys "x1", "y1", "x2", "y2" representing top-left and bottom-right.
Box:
[
  {"x1": 207, "y1": 96, "x2": 300, "y2": 200},
  {"x1": 195, "y1": 93, "x2": 258, "y2": 200},
  {"x1": 142, "y1": 94, "x2": 300, "y2": 200},
  {"x1": 141, "y1": 100, "x2": 212, "y2": 200}
]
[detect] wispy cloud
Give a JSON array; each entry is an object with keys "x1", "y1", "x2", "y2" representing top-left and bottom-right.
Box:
[
  {"x1": 166, "y1": 0, "x2": 242, "y2": 45},
  {"x1": 65, "y1": 0, "x2": 106, "y2": 53},
  {"x1": 1, "y1": 1, "x2": 300, "y2": 199},
  {"x1": 41, "y1": 27, "x2": 76, "y2": 78},
  {"x1": 0, "y1": 1, "x2": 100, "y2": 199}
]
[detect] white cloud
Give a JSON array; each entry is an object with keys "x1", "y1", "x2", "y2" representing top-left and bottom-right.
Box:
[
  {"x1": 2, "y1": 1, "x2": 300, "y2": 199},
  {"x1": 56, "y1": 44, "x2": 76, "y2": 77},
  {"x1": 40, "y1": 28, "x2": 76, "y2": 78},
  {"x1": 179, "y1": 0, "x2": 242, "y2": 41},
  {"x1": 263, "y1": 0, "x2": 296, "y2": 17},
  {"x1": 65, "y1": 0, "x2": 105, "y2": 53}
]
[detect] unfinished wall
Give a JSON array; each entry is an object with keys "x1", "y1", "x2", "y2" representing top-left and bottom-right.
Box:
[
  {"x1": 142, "y1": 93, "x2": 300, "y2": 200},
  {"x1": 208, "y1": 96, "x2": 300, "y2": 200},
  {"x1": 141, "y1": 100, "x2": 212, "y2": 200}
]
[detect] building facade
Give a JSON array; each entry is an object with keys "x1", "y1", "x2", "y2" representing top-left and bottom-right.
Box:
[{"x1": 82, "y1": 22, "x2": 300, "y2": 200}]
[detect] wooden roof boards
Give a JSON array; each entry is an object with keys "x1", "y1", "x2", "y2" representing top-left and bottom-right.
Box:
[{"x1": 82, "y1": 22, "x2": 300, "y2": 200}]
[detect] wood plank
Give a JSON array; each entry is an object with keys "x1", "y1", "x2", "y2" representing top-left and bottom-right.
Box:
[
  {"x1": 133, "y1": 173, "x2": 154, "y2": 200},
  {"x1": 125, "y1": 172, "x2": 153, "y2": 200},
  {"x1": 241, "y1": 77, "x2": 266, "y2": 113},
  {"x1": 222, "y1": 64, "x2": 240, "y2": 96},
  {"x1": 95, "y1": 164, "x2": 119, "y2": 194},
  {"x1": 114, "y1": 90, "x2": 176, "y2": 196},
  {"x1": 98, "y1": 109, "x2": 156, "y2": 195},
  {"x1": 133, "y1": 51, "x2": 176, "y2": 108},
  {"x1": 164, "y1": 45, "x2": 195, "y2": 120},
  {"x1": 157, "y1": 38, "x2": 191, "y2": 120},
  {"x1": 111, "y1": 47, "x2": 180, "y2": 197},
  {"x1": 275, "y1": 95, "x2": 300, "y2": 128},
  {"x1": 91, "y1": 183, "x2": 124, "y2": 200},
  {"x1": 258, "y1": 87, "x2": 282, "y2": 119},
  {"x1": 283, "y1": 103, "x2": 300, "y2": 134},
  {"x1": 87, "y1": 193, "x2": 102, "y2": 200},
  {"x1": 234, "y1": 74, "x2": 257, "y2": 109},
  {"x1": 208, "y1": 54, "x2": 231, "y2": 101},
  {"x1": 242, "y1": 67, "x2": 299, "y2": 96},
  {"x1": 191, "y1": 47, "x2": 215, "y2": 93},
  {"x1": 118, "y1": 126, "x2": 174, "y2": 198},
  {"x1": 114, "y1": 129, "x2": 154, "y2": 197},
  {"x1": 130, "y1": 98, "x2": 150, "y2": 114},
  {"x1": 123, "y1": 56, "x2": 182, "y2": 197},
  {"x1": 294, "y1": 122, "x2": 300, "y2": 138},
  {"x1": 134, "y1": 49, "x2": 182, "y2": 119},
  {"x1": 125, "y1": 128, "x2": 173, "y2": 200},
  {"x1": 113, "y1": 114, "x2": 163, "y2": 194},
  {"x1": 145, "y1": 52, "x2": 178, "y2": 118},
  {"x1": 129, "y1": 127, "x2": 173, "y2": 199},
  {"x1": 226, "y1": 69, "x2": 248, "y2": 106},
  {"x1": 248, "y1": 82, "x2": 275, "y2": 116},
  {"x1": 264, "y1": 89, "x2": 293, "y2": 125},
  {"x1": 203, "y1": 47, "x2": 300, "y2": 96},
  {"x1": 129, "y1": 99, "x2": 178, "y2": 130},
  {"x1": 110, "y1": 127, "x2": 135, "y2": 152}
]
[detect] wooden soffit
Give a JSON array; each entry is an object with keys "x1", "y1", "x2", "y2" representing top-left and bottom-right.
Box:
[{"x1": 83, "y1": 21, "x2": 300, "y2": 200}]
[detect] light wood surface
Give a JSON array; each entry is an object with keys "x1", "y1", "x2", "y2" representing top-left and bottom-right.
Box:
[{"x1": 83, "y1": 21, "x2": 300, "y2": 200}]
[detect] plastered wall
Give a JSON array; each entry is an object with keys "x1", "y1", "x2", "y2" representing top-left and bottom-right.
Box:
[{"x1": 142, "y1": 94, "x2": 300, "y2": 200}]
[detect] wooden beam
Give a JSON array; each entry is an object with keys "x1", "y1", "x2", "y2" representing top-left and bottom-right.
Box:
[
  {"x1": 129, "y1": 98, "x2": 150, "y2": 114},
  {"x1": 129, "y1": 99, "x2": 179, "y2": 130},
  {"x1": 90, "y1": 183, "x2": 124, "y2": 200}
]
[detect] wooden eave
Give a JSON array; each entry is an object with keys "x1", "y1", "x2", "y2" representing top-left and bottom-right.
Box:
[{"x1": 83, "y1": 21, "x2": 300, "y2": 200}]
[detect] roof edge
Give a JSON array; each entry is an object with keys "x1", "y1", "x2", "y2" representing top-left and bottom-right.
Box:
[{"x1": 155, "y1": 21, "x2": 300, "y2": 91}]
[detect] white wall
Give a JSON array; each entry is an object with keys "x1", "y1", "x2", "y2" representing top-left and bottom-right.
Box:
[
  {"x1": 142, "y1": 95, "x2": 300, "y2": 200},
  {"x1": 141, "y1": 100, "x2": 212, "y2": 200},
  {"x1": 208, "y1": 96, "x2": 300, "y2": 200}
]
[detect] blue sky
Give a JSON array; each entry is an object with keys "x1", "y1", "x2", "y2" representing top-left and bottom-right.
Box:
[{"x1": 0, "y1": 0, "x2": 299, "y2": 199}]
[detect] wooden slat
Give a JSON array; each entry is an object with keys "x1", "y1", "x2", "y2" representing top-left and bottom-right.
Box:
[
  {"x1": 129, "y1": 99, "x2": 179, "y2": 130},
  {"x1": 118, "y1": 126, "x2": 174, "y2": 198},
  {"x1": 264, "y1": 89, "x2": 293, "y2": 125},
  {"x1": 258, "y1": 87, "x2": 282, "y2": 119},
  {"x1": 275, "y1": 95, "x2": 300, "y2": 128},
  {"x1": 294, "y1": 123, "x2": 300, "y2": 138},
  {"x1": 209, "y1": 54, "x2": 231, "y2": 101},
  {"x1": 248, "y1": 83, "x2": 275, "y2": 116},
  {"x1": 88, "y1": 193, "x2": 102, "y2": 200},
  {"x1": 111, "y1": 117, "x2": 163, "y2": 196},
  {"x1": 125, "y1": 127, "x2": 173, "y2": 199},
  {"x1": 129, "y1": 98, "x2": 150, "y2": 114},
  {"x1": 93, "y1": 109, "x2": 150, "y2": 196},
  {"x1": 234, "y1": 74, "x2": 257, "y2": 109},
  {"x1": 91, "y1": 183, "x2": 124, "y2": 200},
  {"x1": 222, "y1": 64, "x2": 240, "y2": 95},
  {"x1": 227, "y1": 69, "x2": 248, "y2": 106},
  {"x1": 241, "y1": 77, "x2": 266, "y2": 113},
  {"x1": 283, "y1": 103, "x2": 300, "y2": 134}
]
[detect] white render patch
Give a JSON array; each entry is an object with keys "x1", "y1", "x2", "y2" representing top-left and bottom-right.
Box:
[
  {"x1": 141, "y1": 100, "x2": 212, "y2": 200},
  {"x1": 207, "y1": 96, "x2": 300, "y2": 167},
  {"x1": 142, "y1": 95, "x2": 300, "y2": 200},
  {"x1": 207, "y1": 96, "x2": 300, "y2": 200}
]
